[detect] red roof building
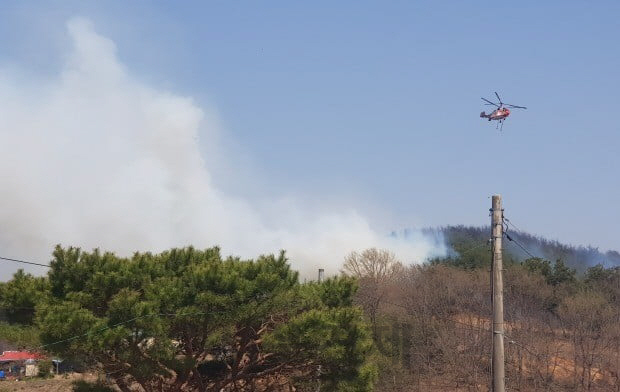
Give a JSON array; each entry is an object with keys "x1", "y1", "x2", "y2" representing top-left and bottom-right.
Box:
[{"x1": 0, "y1": 351, "x2": 45, "y2": 362}]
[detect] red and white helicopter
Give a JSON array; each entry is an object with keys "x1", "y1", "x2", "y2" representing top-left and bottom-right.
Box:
[{"x1": 480, "y1": 92, "x2": 526, "y2": 131}]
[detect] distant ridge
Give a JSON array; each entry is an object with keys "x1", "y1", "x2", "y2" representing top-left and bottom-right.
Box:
[{"x1": 436, "y1": 225, "x2": 620, "y2": 271}]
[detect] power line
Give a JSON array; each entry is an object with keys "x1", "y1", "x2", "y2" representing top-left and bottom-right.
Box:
[
  {"x1": 501, "y1": 217, "x2": 539, "y2": 259},
  {"x1": 504, "y1": 236, "x2": 538, "y2": 259},
  {"x1": 502, "y1": 217, "x2": 523, "y2": 233},
  {"x1": 0, "y1": 256, "x2": 50, "y2": 268},
  {"x1": 38, "y1": 310, "x2": 221, "y2": 349}
]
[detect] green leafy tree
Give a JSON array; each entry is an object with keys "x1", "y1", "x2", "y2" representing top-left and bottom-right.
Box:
[
  {"x1": 0, "y1": 322, "x2": 40, "y2": 348},
  {"x1": 523, "y1": 257, "x2": 576, "y2": 287},
  {"x1": 0, "y1": 269, "x2": 49, "y2": 324},
  {"x1": 523, "y1": 257, "x2": 553, "y2": 278},
  {"x1": 37, "y1": 246, "x2": 375, "y2": 392},
  {"x1": 549, "y1": 259, "x2": 577, "y2": 286}
]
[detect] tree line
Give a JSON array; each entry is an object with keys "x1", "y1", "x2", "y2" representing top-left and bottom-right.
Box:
[{"x1": 0, "y1": 232, "x2": 618, "y2": 391}]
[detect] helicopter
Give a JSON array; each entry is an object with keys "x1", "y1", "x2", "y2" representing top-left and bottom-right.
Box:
[{"x1": 480, "y1": 92, "x2": 526, "y2": 131}]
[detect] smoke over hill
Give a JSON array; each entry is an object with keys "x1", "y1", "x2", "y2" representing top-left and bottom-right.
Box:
[{"x1": 0, "y1": 18, "x2": 447, "y2": 280}]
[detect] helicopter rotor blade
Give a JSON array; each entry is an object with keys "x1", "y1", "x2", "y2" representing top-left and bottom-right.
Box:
[
  {"x1": 481, "y1": 97, "x2": 500, "y2": 107},
  {"x1": 505, "y1": 104, "x2": 527, "y2": 109},
  {"x1": 494, "y1": 92, "x2": 503, "y2": 105}
]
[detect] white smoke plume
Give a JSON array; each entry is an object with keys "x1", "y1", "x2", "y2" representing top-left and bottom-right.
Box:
[{"x1": 0, "y1": 18, "x2": 447, "y2": 280}]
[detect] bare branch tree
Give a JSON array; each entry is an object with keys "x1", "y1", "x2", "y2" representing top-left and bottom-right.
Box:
[{"x1": 342, "y1": 248, "x2": 404, "y2": 337}]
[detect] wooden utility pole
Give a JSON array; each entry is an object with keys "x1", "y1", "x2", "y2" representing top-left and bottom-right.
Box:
[{"x1": 491, "y1": 195, "x2": 505, "y2": 392}]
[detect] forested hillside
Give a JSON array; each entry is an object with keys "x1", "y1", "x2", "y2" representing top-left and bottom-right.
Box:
[{"x1": 433, "y1": 225, "x2": 620, "y2": 271}]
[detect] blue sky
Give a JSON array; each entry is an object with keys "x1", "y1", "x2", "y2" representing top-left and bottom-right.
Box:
[{"x1": 1, "y1": 1, "x2": 619, "y2": 259}]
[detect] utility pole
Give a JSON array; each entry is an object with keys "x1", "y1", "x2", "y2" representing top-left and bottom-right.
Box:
[{"x1": 491, "y1": 195, "x2": 505, "y2": 392}]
